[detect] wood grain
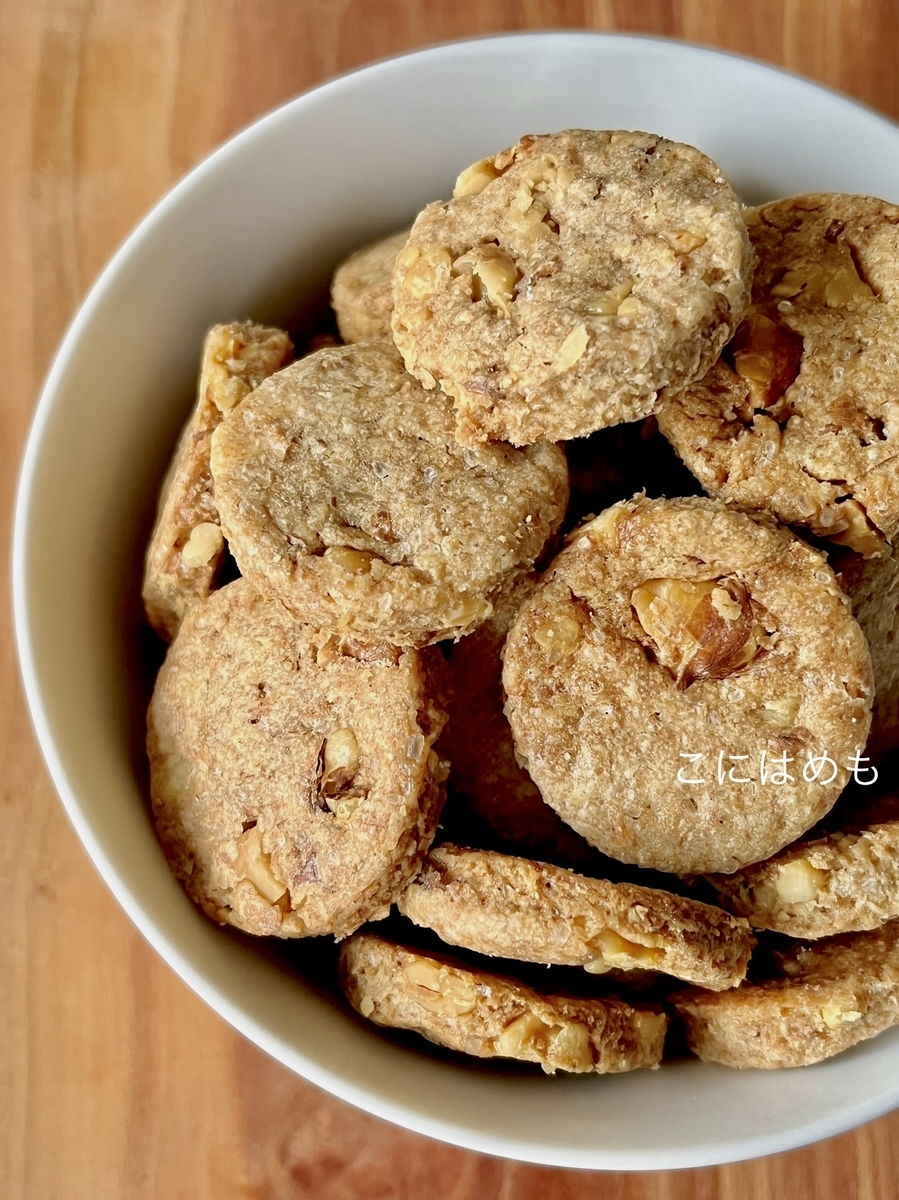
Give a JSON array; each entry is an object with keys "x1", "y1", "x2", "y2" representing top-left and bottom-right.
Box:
[{"x1": 4, "y1": 2, "x2": 899, "y2": 1196}]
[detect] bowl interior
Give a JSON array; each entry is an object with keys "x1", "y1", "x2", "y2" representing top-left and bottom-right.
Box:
[{"x1": 15, "y1": 31, "x2": 899, "y2": 1170}]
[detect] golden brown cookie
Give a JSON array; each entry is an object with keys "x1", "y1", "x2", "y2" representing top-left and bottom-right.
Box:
[
  {"x1": 671, "y1": 920, "x2": 899, "y2": 1068},
  {"x1": 442, "y1": 574, "x2": 602, "y2": 868},
  {"x1": 142, "y1": 322, "x2": 292, "y2": 640},
  {"x1": 210, "y1": 342, "x2": 568, "y2": 646},
  {"x1": 339, "y1": 933, "x2": 667, "y2": 1073},
  {"x1": 392, "y1": 129, "x2": 752, "y2": 445},
  {"x1": 502, "y1": 496, "x2": 874, "y2": 875},
  {"x1": 331, "y1": 229, "x2": 409, "y2": 343},
  {"x1": 836, "y1": 546, "x2": 899, "y2": 760},
  {"x1": 147, "y1": 579, "x2": 448, "y2": 939},
  {"x1": 397, "y1": 846, "x2": 754, "y2": 990},
  {"x1": 659, "y1": 193, "x2": 899, "y2": 555},
  {"x1": 707, "y1": 795, "x2": 899, "y2": 938}
]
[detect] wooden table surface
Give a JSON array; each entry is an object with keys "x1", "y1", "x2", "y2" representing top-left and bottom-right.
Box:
[{"x1": 5, "y1": 2, "x2": 899, "y2": 1197}]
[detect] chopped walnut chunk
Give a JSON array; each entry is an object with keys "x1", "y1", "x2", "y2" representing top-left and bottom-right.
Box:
[
  {"x1": 453, "y1": 157, "x2": 502, "y2": 198},
  {"x1": 775, "y1": 859, "x2": 827, "y2": 904},
  {"x1": 454, "y1": 244, "x2": 519, "y2": 317},
  {"x1": 590, "y1": 928, "x2": 665, "y2": 969},
  {"x1": 584, "y1": 279, "x2": 633, "y2": 316},
  {"x1": 730, "y1": 314, "x2": 803, "y2": 410},
  {"x1": 821, "y1": 497, "x2": 886, "y2": 557},
  {"x1": 181, "y1": 522, "x2": 224, "y2": 568},
  {"x1": 663, "y1": 229, "x2": 708, "y2": 254},
  {"x1": 403, "y1": 959, "x2": 477, "y2": 1016},
  {"x1": 556, "y1": 324, "x2": 589, "y2": 371},
  {"x1": 233, "y1": 825, "x2": 287, "y2": 904},
  {"x1": 631, "y1": 576, "x2": 768, "y2": 690}
]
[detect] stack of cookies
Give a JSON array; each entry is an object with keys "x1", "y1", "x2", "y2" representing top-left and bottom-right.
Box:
[{"x1": 143, "y1": 129, "x2": 899, "y2": 1075}]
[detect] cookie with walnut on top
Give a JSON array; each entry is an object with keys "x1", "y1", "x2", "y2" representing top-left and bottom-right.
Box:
[{"x1": 392, "y1": 129, "x2": 752, "y2": 445}]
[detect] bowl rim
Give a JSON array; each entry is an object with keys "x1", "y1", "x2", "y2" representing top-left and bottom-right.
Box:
[{"x1": 13, "y1": 28, "x2": 899, "y2": 1171}]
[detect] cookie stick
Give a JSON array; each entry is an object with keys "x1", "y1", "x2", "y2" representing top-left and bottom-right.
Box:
[
  {"x1": 148, "y1": 579, "x2": 448, "y2": 939},
  {"x1": 331, "y1": 228, "x2": 410, "y2": 343},
  {"x1": 340, "y1": 933, "x2": 667, "y2": 1074},
  {"x1": 502, "y1": 495, "x2": 873, "y2": 876},
  {"x1": 398, "y1": 846, "x2": 755, "y2": 990},
  {"x1": 671, "y1": 921, "x2": 899, "y2": 1068},
  {"x1": 142, "y1": 321, "x2": 292, "y2": 641}
]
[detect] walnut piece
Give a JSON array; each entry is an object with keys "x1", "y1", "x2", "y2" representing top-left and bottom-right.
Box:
[
  {"x1": 454, "y1": 244, "x2": 519, "y2": 317},
  {"x1": 453, "y1": 157, "x2": 502, "y2": 198},
  {"x1": 233, "y1": 825, "x2": 288, "y2": 904},
  {"x1": 820, "y1": 1000, "x2": 863, "y2": 1030},
  {"x1": 398, "y1": 246, "x2": 453, "y2": 298},
  {"x1": 323, "y1": 546, "x2": 377, "y2": 575},
  {"x1": 663, "y1": 229, "x2": 708, "y2": 254},
  {"x1": 631, "y1": 576, "x2": 766, "y2": 690},
  {"x1": 555, "y1": 324, "x2": 589, "y2": 371},
  {"x1": 584, "y1": 280, "x2": 633, "y2": 316},
  {"x1": 769, "y1": 253, "x2": 874, "y2": 308},
  {"x1": 181, "y1": 521, "x2": 224, "y2": 568},
  {"x1": 821, "y1": 497, "x2": 886, "y2": 557},
  {"x1": 403, "y1": 959, "x2": 477, "y2": 1016},
  {"x1": 730, "y1": 314, "x2": 803, "y2": 410},
  {"x1": 533, "y1": 613, "x2": 582, "y2": 664},
  {"x1": 775, "y1": 859, "x2": 827, "y2": 904},
  {"x1": 589, "y1": 928, "x2": 665, "y2": 969}
]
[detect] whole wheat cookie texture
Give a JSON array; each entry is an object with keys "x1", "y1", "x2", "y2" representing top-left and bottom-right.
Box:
[
  {"x1": 392, "y1": 129, "x2": 752, "y2": 445},
  {"x1": 397, "y1": 846, "x2": 755, "y2": 990},
  {"x1": 331, "y1": 228, "x2": 410, "y2": 343},
  {"x1": 836, "y1": 546, "x2": 899, "y2": 760},
  {"x1": 142, "y1": 321, "x2": 292, "y2": 640},
  {"x1": 658, "y1": 193, "x2": 899, "y2": 554},
  {"x1": 707, "y1": 795, "x2": 899, "y2": 939},
  {"x1": 671, "y1": 920, "x2": 899, "y2": 1068},
  {"x1": 502, "y1": 496, "x2": 873, "y2": 875},
  {"x1": 339, "y1": 933, "x2": 667, "y2": 1074},
  {"x1": 210, "y1": 342, "x2": 568, "y2": 646},
  {"x1": 442, "y1": 574, "x2": 603, "y2": 868},
  {"x1": 147, "y1": 579, "x2": 448, "y2": 940}
]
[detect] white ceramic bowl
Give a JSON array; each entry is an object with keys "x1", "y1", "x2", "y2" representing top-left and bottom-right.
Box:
[{"x1": 15, "y1": 31, "x2": 899, "y2": 1171}]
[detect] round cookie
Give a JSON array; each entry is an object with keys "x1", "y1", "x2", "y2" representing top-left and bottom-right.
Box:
[
  {"x1": 331, "y1": 228, "x2": 409, "y2": 343},
  {"x1": 210, "y1": 342, "x2": 569, "y2": 647},
  {"x1": 147, "y1": 579, "x2": 448, "y2": 939},
  {"x1": 442, "y1": 574, "x2": 604, "y2": 868},
  {"x1": 658, "y1": 193, "x2": 899, "y2": 555},
  {"x1": 671, "y1": 920, "x2": 899, "y2": 1068},
  {"x1": 339, "y1": 933, "x2": 667, "y2": 1074},
  {"x1": 708, "y1": 795, "x2": 899, "y2": 938},
  {"x1": 392, "y1": 129, "x2": 752, "y2": 445},
  {"x1": 143, "y1": 322, "x2": 292, "y2": 641},
  {"x1": 502, "y1": 495, "x2": 874, "y2": 875},
  {"x1": 397, "y1": 845, "x2": 755, "y2": 990}
]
